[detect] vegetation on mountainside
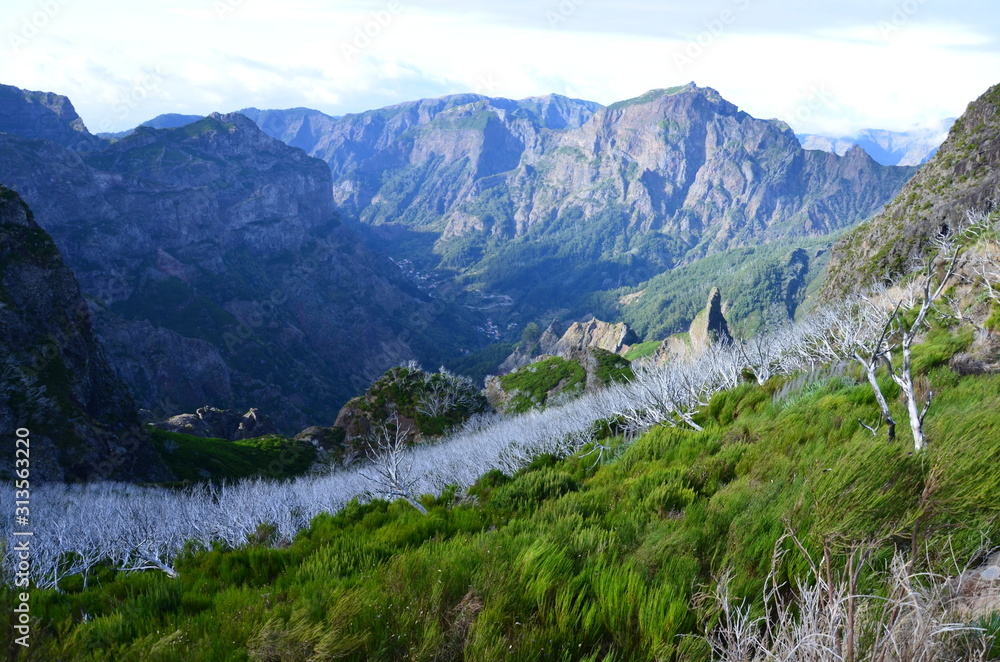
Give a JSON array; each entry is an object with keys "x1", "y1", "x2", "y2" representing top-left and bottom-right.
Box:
[
  {"x1": 5, "y1": 320, "x2": 1000, "y2": 661},
  {"x1": 590, "y1": 347, "x2": 634, "y2": 385},
  {"x1": 623, "y1": 340, "x2": 661, "y2": 361},
  {"x1": 497, "y1": 356, "x2": 587, "y2": 413},
  {"x1": 347, "y1": 364, "x2": 490, "y2": 438},
  {"x1": 150, "y1": 429, "x2": 318, "y2": 483},
  {"x1": 601, "y1": 238, "x2": 830, "y2": 340}
]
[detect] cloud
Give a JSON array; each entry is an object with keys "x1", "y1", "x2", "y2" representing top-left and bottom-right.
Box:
[{"x1": 0, "y1": 0, "x2": 996, "y2": 135}]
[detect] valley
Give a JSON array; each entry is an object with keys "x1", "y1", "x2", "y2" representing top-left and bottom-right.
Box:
[{"x1": 1, "y1": 38, "x2": 999, "y2": 660}]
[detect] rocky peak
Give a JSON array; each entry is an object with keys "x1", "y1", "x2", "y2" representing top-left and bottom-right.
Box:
[
  {"x1": 604, "y1": 83, "x2": 738, "y2": 117},
  {"x1": 553, "y1": 318, "x2": 638, "y2": 358},
  {"x1": 689, "y1": 287, "x2": 733, "y2": 352},
  {"x1": 0, "y1": 83, "x2": 102, "y2": 151},
  {"x1": 498, "y1": 317, "x2": 636, "y2": 374}
]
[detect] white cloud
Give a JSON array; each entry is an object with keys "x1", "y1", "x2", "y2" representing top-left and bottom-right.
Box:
[{"x1": 0, "y1": 0, "x2": 996, "y2": 135}]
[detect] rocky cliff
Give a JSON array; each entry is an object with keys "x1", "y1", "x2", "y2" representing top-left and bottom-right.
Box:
[
  {"x1": 245, "y1": 84, "x2": 916, "y2": 326},
  {"x1": 497, "y1": 317, "x2": 636, "y2": 374},
  {"x1": 0, "y1": 187, "x2": 170, "y2": 482},
  {"x1": 825, "y1": 83, "x2": 1000, "y2": 296},
  {"x1": 0, "y1": 84, "x2": 103, "y2": 151},
  {"x1": 552, "y1": 318, "x2": 638, "y2": 358},
  {"x1": 688, "y1": 287, "x2": 733, "y2": 352},
  {"x1": 0, "y1": 85, "x2": 484, "y2": 432}
]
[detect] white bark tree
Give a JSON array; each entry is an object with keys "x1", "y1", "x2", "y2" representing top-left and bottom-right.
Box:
[
  {"x1": 880, "y1": 234, "x2": 963, "y2": 451},
  {"x1": 361, "y1": 413, "x2": 428, "y2": 515},
  {"x1": 827, "y1": 297, "x2": 899, "y2": 441}
]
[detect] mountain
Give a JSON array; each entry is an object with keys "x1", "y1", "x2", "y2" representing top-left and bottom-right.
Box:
[
  {"x1": 98, "y1": 113, "x2": 205, "y2": 139},
  {"x1": 241, "y1": 93, "x2": 601, "y2": 178},
  {"x1": 236, "y1": 107, "x2": 342, "y2": 153},
  {"x1": 0, "y1": 85, "x2": 484, "y2": 432},
  {"x1": 825, "y1": 83, "x2": 1000, "y2": 295},
  {"x1": 797, "y1": 120, "x2": 954, "y2": 166},
  {"x1": 0, "y1": 83, "x2": 103, "y2": 151},
  {"x1": 243, "y1": 84, "x2": 917, "y2": 333},
  {"x1": 0, "y1": 186, "x2": 170, "y2": 482}
]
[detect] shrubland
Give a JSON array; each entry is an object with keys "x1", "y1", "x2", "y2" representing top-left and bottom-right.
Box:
[{"x1": 2, "y1": 209, "x2": 1000, "y2": 661}]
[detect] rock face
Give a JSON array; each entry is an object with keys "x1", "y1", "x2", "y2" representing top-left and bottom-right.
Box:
[
  {"x1": 0, "y1": 84, "x2": 483, "y2": 432},
  {"x1": 0, "y1": 187, "x2": 170, "y2": 482},
  {"x1": 826, "y1": 83, "x2": 1000, "y2": 296},
  {"x1": 154, "y1": 406, "x2": 277, "y2": 441},
  {"x1": 498, "y1": 317, "x2": 636, "y2": 374},
  {"x1": 657, "y1": 287, "x2": 734, "y2": 362},
  {"x1": 552, "y1": 318, "x2": 638, "y2": 358},
  {"x1": 688, "y1": 287, "x2": 733, "y2": 353},
  {"x1": 0, "y1": 84, "x2": 102, "y2": 151},
  {"x1": 242, "y1": 94, "x2": 600, "y2": 181},
  {"x1": 246, "y1": 84, "x2": 916, "y2": 320}
]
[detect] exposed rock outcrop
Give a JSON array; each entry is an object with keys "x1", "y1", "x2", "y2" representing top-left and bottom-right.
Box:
[
  {"x1": 657, "y1": 288, "x2": 733, "y2": 362},
  {"x1": 688, "y1": 287, "x2": 733, "y2": 353},
  {"x1": 498, "y1": 317, "x2": 636, "y2": 374},
  {"x1": 497, "y1": 319, "x2": 564, "y2": 374},
  {"x1": 154, "y1": 406, "x2": 277, "y2": 441},
  {"x1": 553, "y1": 318, "x2": 638, "y2": 358},
  {"x1": 0, "y1": 187, "x2": 170, "y2": 482}
]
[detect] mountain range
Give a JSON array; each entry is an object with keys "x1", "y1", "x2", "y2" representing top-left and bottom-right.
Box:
[
  {"x1": 796, "y1": 120, "x2": 953, "y2": 167},
  {"x1": 0, "y1": 81, "x2": 927, "y2": 452},
  {"x1": 231, "y1": 83, "x2": 918, "y2": 337},
  {"x1": 0, "y1": 85, "x2": 483, "y2": 434}
]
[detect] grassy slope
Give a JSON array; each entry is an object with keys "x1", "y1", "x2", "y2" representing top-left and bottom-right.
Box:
[
  {"x1": 151, "y1": 429, "x2": 317, "y2": 483},
  {"x1": 8, "y1": 328, "x2": 1000, "y2": 661},
  {"x1": 498, "y1": 356, "x2": 586, "y2": 413}
]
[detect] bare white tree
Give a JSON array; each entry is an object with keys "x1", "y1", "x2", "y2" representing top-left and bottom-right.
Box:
[
  {"x1": 824, "y1": 297, "x2": 900, "y2": 441},
  {"x1": 964, "y1": 207, "x2": 1000, "y2": 302},
  {"x1": 882, "y1": 235, "x2": 963, "y2": 452},
  {"x1": 361, "y1": 413, "x2": 428, "y2": 515}
]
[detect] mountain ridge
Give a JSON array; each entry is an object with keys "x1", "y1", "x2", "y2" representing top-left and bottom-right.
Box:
[
  {"x1": 825, "y1": 83, "x2": 1000, "y2": 294},
  {"x1": 230, "y1": 82, "x2": 917, "y2": 336},
  {"x1": 0, "y1": 84, "x2": 485, "y2": 432}
]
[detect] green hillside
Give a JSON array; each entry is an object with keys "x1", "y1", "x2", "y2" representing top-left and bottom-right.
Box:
[{"x1": 8, "y1": 321, "x2": 1000, "y2": 661}]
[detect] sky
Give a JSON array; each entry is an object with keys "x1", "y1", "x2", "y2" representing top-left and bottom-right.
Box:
[{"x1": 1, "y1": 0, "x2": 997, "y2": 136}]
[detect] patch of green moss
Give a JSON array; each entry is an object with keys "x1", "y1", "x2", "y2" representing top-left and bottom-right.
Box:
[
  {"x1": 151, "y1": 429, "x2": 317, "y2": 483},
  {"x1": 499, "y1": 356, "x2": 586, "y2": 413}
]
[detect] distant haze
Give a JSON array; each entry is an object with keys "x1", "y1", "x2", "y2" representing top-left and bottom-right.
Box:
[{"x1": 797, "y1": 118, "x2": 956, "y2": 166}]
